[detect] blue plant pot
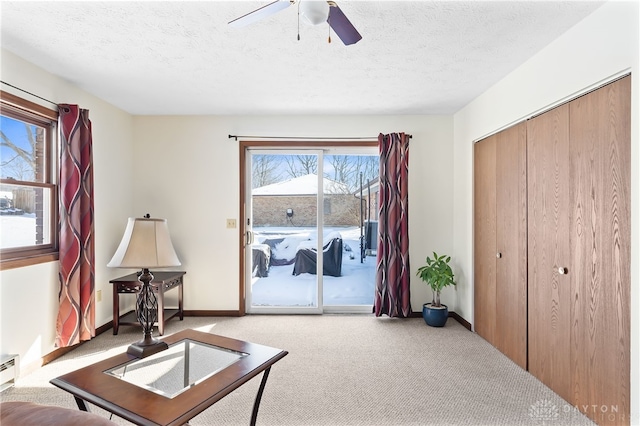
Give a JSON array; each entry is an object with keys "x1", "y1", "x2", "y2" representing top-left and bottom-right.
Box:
[{"x1": 422, "y1": 303, "x2": 448, "y2": 327}]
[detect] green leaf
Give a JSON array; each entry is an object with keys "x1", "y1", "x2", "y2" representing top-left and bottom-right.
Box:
[{"x1": 416, "y1": 252, "x2": 456, "y2": 294}]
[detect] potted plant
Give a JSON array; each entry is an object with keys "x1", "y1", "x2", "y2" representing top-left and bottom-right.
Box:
[{"x1": 416, "y1": 252, "x2": 456, "y2": 327}]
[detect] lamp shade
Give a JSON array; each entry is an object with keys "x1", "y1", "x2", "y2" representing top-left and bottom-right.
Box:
[
  {"x1": 107, "y1": 217, "x2": 181, "y2": 268},
  {"x1": 300, "y1": 0, "x2": 330, "y2": 26}
]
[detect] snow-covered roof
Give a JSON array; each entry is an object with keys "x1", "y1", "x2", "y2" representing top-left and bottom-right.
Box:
[{"x1": 253, "y1": 174, "x2": 349, "y2": 196}]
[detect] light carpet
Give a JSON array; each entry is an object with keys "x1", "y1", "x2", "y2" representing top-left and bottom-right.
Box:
[{"x1": 0, "y1": 315, "x2": 594, "y2": 426}]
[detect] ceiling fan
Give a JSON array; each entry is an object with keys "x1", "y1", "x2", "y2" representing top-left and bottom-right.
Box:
[{"x1": 228, "y1": 0, "x2": 362, "y2": 46}]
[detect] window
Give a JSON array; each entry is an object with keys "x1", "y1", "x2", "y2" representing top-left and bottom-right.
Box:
[
  {"x1": 0, "y1": 91, "x2": 58, "y2": 269},
  {"x1": 323, "y1": 197, "x2": 331, "y2": 215}
]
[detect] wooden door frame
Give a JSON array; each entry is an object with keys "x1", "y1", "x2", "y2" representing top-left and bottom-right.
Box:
[{"x1": 238, "y1": 140, "x2": 377, "y2": 315}]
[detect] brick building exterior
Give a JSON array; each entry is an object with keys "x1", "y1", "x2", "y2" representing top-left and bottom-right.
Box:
[
  {"x1": 252, "y1": 174, "x2": 361, "y2": 227},
  {"x1": 253, "y1": 194, "x2": 360, "y2": 227}
]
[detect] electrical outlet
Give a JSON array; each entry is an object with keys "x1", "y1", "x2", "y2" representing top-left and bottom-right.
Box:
[
  {"x1": 96, "y1": 289, "x2": 102, "y2": 302},
  {"x1": 226, "y1": 219, "x2": 237, "y2": 229}
]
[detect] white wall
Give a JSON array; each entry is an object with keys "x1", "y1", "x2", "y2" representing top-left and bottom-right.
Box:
[
  {"x1": 132, "y1": 115, "x2": 455, "y2": 313},
  {"x1": 452, "y1": 0, "x2": 639, "y2": 417},
  {"x1": 0, "y1": 49, "x2": 135, "y2": 374},
  {"x1": 0, "y1": 47, "x2": 456, "y2": 375}
]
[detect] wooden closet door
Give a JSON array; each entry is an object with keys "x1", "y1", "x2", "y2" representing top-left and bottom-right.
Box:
[
  {"x1": 527, "y1": 103, "x2": 572, "y2": 402},
  {"x1": 570, "y1": 76, "x2": 630, "y2": 425},
  {"x1": 474, "y1": 135, "x2": 496, "y2": 345},
  {"x1": 495, "y1": 122, "x2": 527, "y2": 369}
]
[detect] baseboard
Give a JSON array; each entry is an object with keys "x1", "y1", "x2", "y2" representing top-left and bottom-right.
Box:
[
  {"x1": 449, "y1": 311, "x2": 472, "y2": 331},
  {"x1": 96, "y1": 321, "x2": 112, "y2": 335},
  {"x1": 410, "y1": 310, "x2": 472, "y2": 331},
  {"x1": 41, "y1": 321, "x2": 113, "y2": 367},
  {"x1": 185, "y1": 310, "x2": 242, "y2": 317}
]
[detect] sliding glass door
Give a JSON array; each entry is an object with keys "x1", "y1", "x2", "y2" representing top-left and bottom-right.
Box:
[{"x1": 243, "y1": 145, "x2": 378, "y2": 314}]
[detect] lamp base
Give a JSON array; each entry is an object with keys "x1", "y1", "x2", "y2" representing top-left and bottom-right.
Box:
[{"x1": 127, "y1": 336, "x2": 169, "y2": 358}]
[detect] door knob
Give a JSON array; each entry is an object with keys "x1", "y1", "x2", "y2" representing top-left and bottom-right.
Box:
[
  {"x1": 496, "y1": 252, "x2": 502, "y2": 259},
  {"x1": 557, "y1": 267, "x2": 568, "y2": 275},
  {"x1": 245, "y1": 230, "x2": 254, "y2": 246}
]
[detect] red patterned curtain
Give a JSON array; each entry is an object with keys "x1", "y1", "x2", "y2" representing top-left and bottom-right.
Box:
[
  {"x1": 56, "y1": 104, "x2": 95, "y2": 347},
  {"x1": 374, "y1": 132, "x2": 412, "y2": 317}
]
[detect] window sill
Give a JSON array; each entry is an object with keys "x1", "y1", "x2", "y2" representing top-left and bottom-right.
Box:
[{"x1": 1, "y1": 253, "x2": 59, "y2": 271}]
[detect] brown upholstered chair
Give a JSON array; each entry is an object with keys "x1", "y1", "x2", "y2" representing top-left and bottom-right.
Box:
[{"x1": 0, "y1": 401, "x2": 117, "y2": 426}]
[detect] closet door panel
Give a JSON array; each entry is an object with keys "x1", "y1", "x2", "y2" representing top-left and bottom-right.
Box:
[
  {"x1": 495, "y1": 122, "x2": 527, "y2": 369},
  {"x1": 570, "y1": 76, "x2": 630, "y2": 424},
  {"x1": 474, "y1": 135, "x2": 497, "y2": 345},
  {"x1": 527, "y1": 104, "x2": 571, "y2": 401}
]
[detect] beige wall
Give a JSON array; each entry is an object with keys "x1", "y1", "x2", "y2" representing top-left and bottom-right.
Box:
[
  {"x1": 0, "y1": 49, "x2": 455, "y2": 374},
  {"x1": 0, "y1": 49, "x2": 135, "y2": 374},
  {"x1": 452, "y1": 0, "x2": 639, "y2": 417},
  {"x1": 131, "y1": 115, "x2": 454, "y2": 312}
]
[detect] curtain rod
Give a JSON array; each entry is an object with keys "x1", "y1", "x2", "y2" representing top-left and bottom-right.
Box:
[
  {"x1": 1, "y1": 80, "x2": 58, "y2": 107},
  {"x1": 228, "y1": 134, "x2": 412, "y2": 141}
]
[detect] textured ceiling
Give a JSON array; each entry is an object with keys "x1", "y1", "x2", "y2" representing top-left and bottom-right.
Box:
[{"x1": 0, "y1": 1, "x2": 604, "y2": 115}]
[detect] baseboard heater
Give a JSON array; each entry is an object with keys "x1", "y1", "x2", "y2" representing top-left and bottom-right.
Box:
[{"x1": 0, "y1": 355, "x2": 18, "y2": 391}]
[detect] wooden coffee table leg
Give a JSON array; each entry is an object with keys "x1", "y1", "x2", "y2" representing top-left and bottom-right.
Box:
[{"x1": 250, "y1": 367, "x2": 271, "y2": 426}]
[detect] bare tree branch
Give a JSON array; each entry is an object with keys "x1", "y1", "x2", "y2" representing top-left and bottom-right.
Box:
[
  {"x1": 284, "y1": 155, "x2": 317, "y2": 178},
  {"x1": 252, "y1": 155, "x2": 282, "y2": 188},
  {"x1": 1, "y1": 124, "x2": 36, "y2": 180}
]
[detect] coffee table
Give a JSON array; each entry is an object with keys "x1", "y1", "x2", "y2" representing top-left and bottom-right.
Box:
[{"x1": 50, "y1": 329, "x2": 288, "y2": 426}]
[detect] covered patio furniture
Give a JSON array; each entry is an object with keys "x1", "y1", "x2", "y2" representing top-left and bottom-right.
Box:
[
  {"x1": 262, "y1": 237, "x2": 297, "y2": 266},
  {"x1": 251, "y1": 243, "x2": 271, "y2": 277},
  {"x1": 292, "y1": 237, "x2": 343, "y2": 277}
]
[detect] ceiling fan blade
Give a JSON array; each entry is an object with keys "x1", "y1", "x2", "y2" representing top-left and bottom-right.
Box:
[
  {"x1": 229, "y1": 0, "x2": 293, "y2": 28},
  {"x1": 327, "y1": 3, "x2": 362, "y2": 45}
]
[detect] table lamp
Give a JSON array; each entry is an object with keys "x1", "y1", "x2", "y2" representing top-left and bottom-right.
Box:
[{"x1": 108, "y1": 214, "x2": 181, "y2": 358}]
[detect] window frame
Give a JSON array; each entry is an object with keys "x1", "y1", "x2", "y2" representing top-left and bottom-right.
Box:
[{"x1": 1, "y1": 90, "x2": 59, "y2": 270}]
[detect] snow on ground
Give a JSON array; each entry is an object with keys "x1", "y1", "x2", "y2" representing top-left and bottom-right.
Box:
[
  {"x1": 250, "y1": 226, "x2": 376, "y2": 307},
  {"x1": 0, "y1": 213, "x2": 37, "y2": 249}
]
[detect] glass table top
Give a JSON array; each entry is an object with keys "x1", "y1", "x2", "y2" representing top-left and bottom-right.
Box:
[{"x1": 104, "y1": 339, "x2": 248, "y2": 399}]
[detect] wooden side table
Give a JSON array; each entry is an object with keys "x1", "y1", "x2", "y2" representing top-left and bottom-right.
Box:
[{"x1": 110, "y1": 271, "x2": 185, "y2": 336}]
